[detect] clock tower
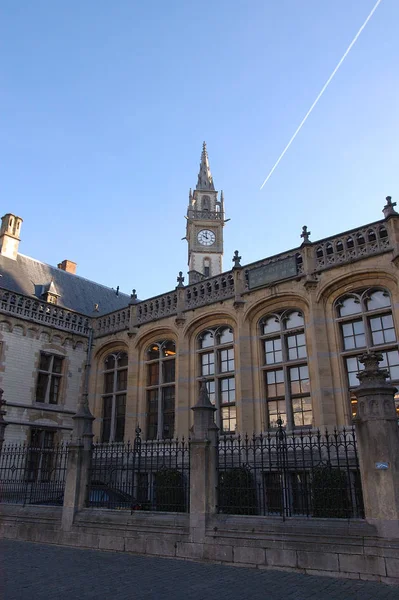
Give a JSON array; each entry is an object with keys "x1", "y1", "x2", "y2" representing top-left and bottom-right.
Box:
[{"x1": 186, "y1": 142, "x2": 225, "y2": 284}]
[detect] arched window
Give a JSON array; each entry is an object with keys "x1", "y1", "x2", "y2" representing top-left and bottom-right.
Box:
[
  {"x1": 101, "y1": 351, "x2": 128, "y2": 443},
  {"x1": 202, "y1": 195, "x2": 210, "y2": 212},
  {"x1": 260, "y1": 310, "x2": 311, "y2": 429},
  {"x1": 146, "y1": 340, "x2": 176, "y2": 440},
  {"x1": 197, "y1": 326, "x2": 235, "y2": 432},
  {"x1": 335, "y1": 288, "x2": 399, "y2": 419}
]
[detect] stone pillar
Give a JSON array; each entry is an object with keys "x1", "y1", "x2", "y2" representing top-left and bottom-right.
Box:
[
  {"x1": 353, "y1": 352, "x2": 399, "y2": 537},
  {"x1": 0, "y1": 389, "x2": 8, "y2": 451},
  {"x1": 189, "y1": 380, "x2": 219, "y2": 543},
  {"x1": 61, "y1": 394, "x2": 94, "y2": 531}
]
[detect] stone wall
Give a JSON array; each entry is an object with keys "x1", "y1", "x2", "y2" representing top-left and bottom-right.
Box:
[{"x1": 1, "y1": 505, "x2": 398, "y2": 584}]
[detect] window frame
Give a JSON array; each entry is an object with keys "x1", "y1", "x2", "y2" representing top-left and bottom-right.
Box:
[
  {"x1": 335, "y1": 287, "x2": 399, "y2": 420},
  {"x1": 145, "y1": 340, "x2": 176, "y2": 440},
  {"x1": 197, "y1": 326, "x2": 236, "y2": 433},
  {"x1": 35, "y1": 353, "x2": 64, "y2": 405},
  {"x1": 100, "y1": 351, "x2": 128, "y2": 443},
  {"x1": 259, "y1": 310, "x2": 312, "y2": 430}
]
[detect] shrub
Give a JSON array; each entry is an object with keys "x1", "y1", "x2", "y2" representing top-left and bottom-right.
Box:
[
  {"x1": 218, "y1": 467, "x2": 257, "y2": 515},
  {"x1": 154, "y1": 468, "x2": 186, "y2": 512},
  {"x1": 312, "y1": 466, "x2": 350, "y2": 518}
]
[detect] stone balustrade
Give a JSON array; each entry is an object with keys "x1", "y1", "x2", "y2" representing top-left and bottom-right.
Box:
[
  {"x1": 0, "y1": 290, "x2": 90, "y2": 335},
  {"x1": 187, "y1": 209, "x2": 223, "y2": 221},
  {"x1": 96, "y1": 307, "x2": 130, "y2": 335},
  {"x1": 136, "y1": 291, "x2": 178, "y2": 325},
  {"x1": 314, "y1": 220, "x2": 391, "y2": 271},
  {"x1": 0, "y1": 220, "x2": 395, "y2": 339}
]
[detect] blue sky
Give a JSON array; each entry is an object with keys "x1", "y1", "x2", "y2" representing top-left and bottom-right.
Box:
[{"x1": 1, "y1": 0, "x2": 398, "y2": 299}]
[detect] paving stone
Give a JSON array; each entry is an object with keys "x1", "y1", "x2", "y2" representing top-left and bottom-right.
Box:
[{"x1": 1, "y1": 539, "x2": 399, "y2": 600}]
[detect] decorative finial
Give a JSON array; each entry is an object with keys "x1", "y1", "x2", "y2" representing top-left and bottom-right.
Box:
[
  {"x1": 129, "y1": 289, "x2": 138, "y2": 304},
  {"x1": 116, "y1": 285, "x2": 119, "y2": 296},
  {"x1": 383, "y1": 195, "x2": 397, "y2": 219},
  {"x1": 301, "y1": 225, "x2": 311, "y2": 245},
  {"x1": 94, "y1": 303, "x2": 99, "y2": 312},
  {"x1": 232, "y1": 250, "x2": 241, "y2": 269},
  {"x1": 176, "y1": 271, "x2": 185, "y2": 288},
  {"x1": 202, "y1": 141, "x2": 207, "y2": 152},
  {"x1": 357, "y1": 352, "x2": 389, "y2": 385}
]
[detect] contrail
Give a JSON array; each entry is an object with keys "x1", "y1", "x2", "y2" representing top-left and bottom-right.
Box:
[{"x1": 260, "y1": 0, "x2": 383, "y2": 190}]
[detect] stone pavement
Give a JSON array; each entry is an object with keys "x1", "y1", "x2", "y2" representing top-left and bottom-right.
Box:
[{"x1": 1, "y1": 540, "x2": 398, "y2": 600}]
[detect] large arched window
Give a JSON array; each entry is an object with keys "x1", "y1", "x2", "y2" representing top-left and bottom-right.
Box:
[
  {"x1": 146, "y1": 340, "x2": 176, "y2": 440},
  {"x1": 260, "y1": 310, "x2": 311, "y2": 429},
  {"x1": 197, "y1": 326, "x2": 235, "y2": 433},
  {"x1": 101, "y1": 351, "x2": 128, "y2": 443},
  {"x1": 335, "y1": 288, "x2": 399, "y2": 419}
]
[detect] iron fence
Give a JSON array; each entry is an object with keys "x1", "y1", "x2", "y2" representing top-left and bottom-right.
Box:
[
  {"x1": 0, "y1": 442, "x2": 69, "y2": 506},
  {"x1": 88, "y1": 427, "x2": 190, "y2": 512},
  {"x1": 217, "y1": 422, "x2": 364, "y2": 519}
]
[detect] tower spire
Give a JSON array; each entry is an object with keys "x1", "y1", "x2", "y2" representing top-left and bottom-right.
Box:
[{"x1": 196, "y1": 141, "x2": 215, "y2": 191}]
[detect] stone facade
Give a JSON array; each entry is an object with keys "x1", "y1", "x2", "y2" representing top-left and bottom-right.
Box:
[{"x1": 0, "y1": 145, "x2": 398, "y2": 444}]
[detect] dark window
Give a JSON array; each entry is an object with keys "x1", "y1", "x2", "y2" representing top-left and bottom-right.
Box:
[
  {"x1": 100, "y1": 352, "x2": 128, "y2": 442},
  {"x1": 146, "y1": 341, "x2": 176, "y2": 440},
  {"x1": 35, "y1": 354, "x2": 64, "y2": 404}
]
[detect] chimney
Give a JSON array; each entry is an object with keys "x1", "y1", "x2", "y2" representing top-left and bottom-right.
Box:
[
  {"x1": 0, "y1": 214, "x2": 23, "y2": 260},
  {"x1": 57, "y1": 259, "x2": 77, "y2": 274}
]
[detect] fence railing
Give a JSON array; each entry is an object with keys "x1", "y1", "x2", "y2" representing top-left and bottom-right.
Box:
[
  {"x1": 217, "y1": 424, "x2": 364, "y2": 519},
  {"x1": 0, "y1": 442, "x2": 69, "y2": 506},
  {"x1": 88, "y1": 428, "x2": 190, "y2": 513}
]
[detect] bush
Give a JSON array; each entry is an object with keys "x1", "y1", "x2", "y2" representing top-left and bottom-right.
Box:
[
  {"x1": 312, "y1": 466, "x2": 350, "y2": 518},
  {"x1": 154, "y1": 468, "x2": 186, "y2": 512},
  {"x1": 218, "y1": 467, "x2": 257, "y2": 515}
]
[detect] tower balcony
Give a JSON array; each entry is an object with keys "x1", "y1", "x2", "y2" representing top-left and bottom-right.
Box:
[{"x1": 187, "y1": 209, "x2": 223, "y2": 221}]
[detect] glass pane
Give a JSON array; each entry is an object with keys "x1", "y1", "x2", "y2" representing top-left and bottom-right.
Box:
[
  {"x1": 262, "y1": 316, "x2": 280, "y2": 335},
  {"x1": 221, "y1": 406, "x2": 236, "y2": 433},
  {"x1": 147, "y1": 362, "x2": 159, "y2": 386},
  {"x1": 49, "y1": 375, "x2": 61, "y2": 404},
  {"x1": 220, "y1": 377, "x2": 235, "y2": 404},
  {"x1": 104, "y1": 354, "x2": 115, "y2": 370},
  {"x1": 219, "y1": 327, "x2": 233, "y2": 345},
  {"x1": 115, "y1": 395, "x2": 126, "y2": 442},
  {"x1": 147, "y1": 389, "x2": 158, "y2": 413},
  {"x1": 35, "y1": 373, "x2": 48, "y2": 402},
  {"x1": 52, "y1": 356, "x2": 63, "y2": 374},
  {"x1": 200, "y1": 331, "x2": 214, "y2": 349},
  {"x1": 147, "y1": 344, "x2": 160, "y2": 360},
  {"x1": 285, "y1": 312, "x2": 304, "y2": 330},
  {"x1": 39, "y1": 354, "x2": 52, "y2": 372},
  {"x1": 265, "y1": 338, "x2": 282, "y2": 365},
  {"x1": 163, "y1": 359, "x2": 175, "y2": 383},
  {"x1": 104, "y1": 372, "x2": 114, "y2": 394},
  {"x1": 220, "y1": 348, "x2": 234, "y2": 373},
  {"x1": 366, "y1": 290, "x2": 391, "y2": 311},
  {"x1": 267, "y1": 400, "x2": 286, "y2": 428},
  {"x1": 162, "y1": 340, "x2": 176, "y2": 358},
  {"x1": 116, "y1": 369, "x2": 127, "y2": 391},
  {"x1": 206, "y1": 380, "x2": 216, "y2": 405},
  {"x1": 201, "y1": 352, "x2": 215, "y2": 376},
  {"x1": 118, "y1": 352, "x2": 128, "y2": 368},
  {"x1": 162, "y1": 386, "x2": 175, "y2": 411},
  {"x1": 339, "y1": 296, "x2": 362, "y2": 317}
]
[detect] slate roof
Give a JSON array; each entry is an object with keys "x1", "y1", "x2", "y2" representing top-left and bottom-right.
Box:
[{"x1": 0, "y1": 253, "x2": 131, "y2": 316}]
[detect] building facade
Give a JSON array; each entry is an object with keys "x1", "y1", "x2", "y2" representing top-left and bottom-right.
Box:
[{"x1": 1, "y1": 145, "x2": 399, "y2": 446}]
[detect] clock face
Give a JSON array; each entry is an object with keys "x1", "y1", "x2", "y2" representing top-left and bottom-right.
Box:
[{"x1": 197, "y1": 229, "x2": 216, "y2": 246}]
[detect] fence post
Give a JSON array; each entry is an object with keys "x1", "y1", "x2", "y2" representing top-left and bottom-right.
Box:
[
  {"x1": 189, "y1": 379, "x2": 219, "y2": 543},
  {"x1": 61, "y1": 396, "x2": 94, "y2": 531},
  {"x1": 0, "y1": 389, "x2": 8, "y2": 452},
  {"x1": 353, "y1": 352, "x2": 399, "y2": 537}
]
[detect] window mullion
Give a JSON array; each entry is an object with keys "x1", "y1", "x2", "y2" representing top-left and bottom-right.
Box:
[
  {"x1": 110, "y1": 361, "x2": 118, "y2": 442},
  {"x1": 281, "y1": 334, "x2": 293, "y2": 430},
  {"x1": 215, "y1": 343, "x2": 221, "y2": 428},
  {"x1": 363, "y1": 314, "x2": 373, "y2": 350},
  {"x1": 157, "y1": 356, "x2": 163, "y2": 439},
  {"x1": 44, "y1": 357, "x2": 53, "y2": 404}
]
